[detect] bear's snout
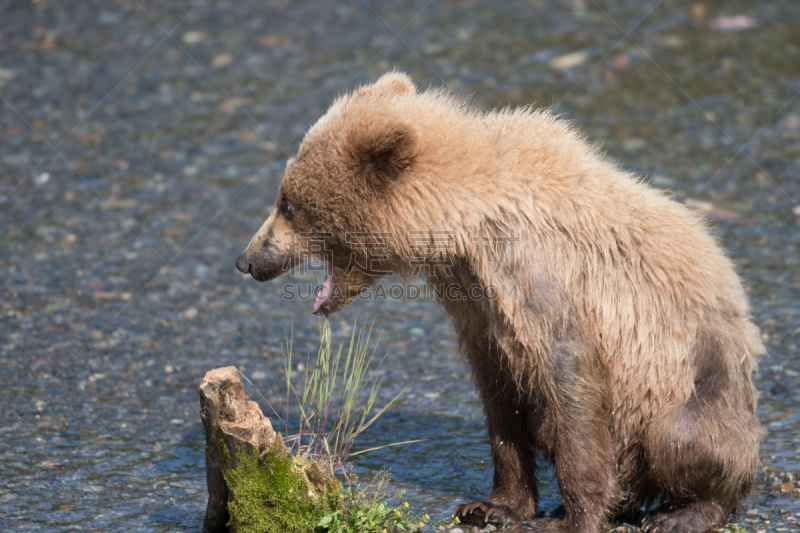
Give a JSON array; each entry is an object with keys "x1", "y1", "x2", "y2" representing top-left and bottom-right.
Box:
[
  {"x1": 235, "y1": 248, "x2": 288, "y2": 283},
  {"x1": 235, "y1": 253, "x2": 251, "y2": 274}
]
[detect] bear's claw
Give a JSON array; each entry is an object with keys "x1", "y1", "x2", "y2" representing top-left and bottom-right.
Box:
[
  {"x1": 452, "y1": 501, "x2": 511, "y2": 526},
  {"x1": 641, "y1": 513, "x2": 671, "y2": 533}
]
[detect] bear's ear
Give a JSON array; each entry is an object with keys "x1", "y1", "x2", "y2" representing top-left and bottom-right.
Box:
[
  {"x1": 350, "y1": 122, "x2": 417, "y2": 188},
  {"x1": 356, "y1": 72, "x2": 416, "y2": 98}
]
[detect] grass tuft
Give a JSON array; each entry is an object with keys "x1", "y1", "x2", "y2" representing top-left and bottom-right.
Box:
[
  {"x1": 233, "y1": 317, "x2": 428, "y2": 533},
  {"x1": 281, "y1": 318, "x2": 414, "y2": 476},
  {"x1": 317, "y1": 471, "x2": 428, "y2": 533}
]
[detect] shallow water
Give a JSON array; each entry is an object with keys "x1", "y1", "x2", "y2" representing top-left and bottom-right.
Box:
[{"x1": 1, "y1": 0, "x2": 799, "y2": 531}]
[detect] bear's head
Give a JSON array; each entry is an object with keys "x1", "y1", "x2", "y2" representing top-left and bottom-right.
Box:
[{"x1": 236, "y1": 72, "x2": 424, "y2": 315}]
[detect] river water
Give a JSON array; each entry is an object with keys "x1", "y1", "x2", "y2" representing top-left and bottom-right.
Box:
[{"x1": 1, "y1": 0, "x2": 798, "y2": 531}]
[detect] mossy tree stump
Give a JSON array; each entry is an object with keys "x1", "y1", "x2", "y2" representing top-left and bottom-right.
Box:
[{"x1": 200, "y1": 367, "x2": 342, "y2": 533}]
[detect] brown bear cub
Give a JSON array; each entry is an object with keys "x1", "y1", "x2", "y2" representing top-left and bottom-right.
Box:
[{"x1": 236, "y1": 72, "x2": 763, "y2": 533}]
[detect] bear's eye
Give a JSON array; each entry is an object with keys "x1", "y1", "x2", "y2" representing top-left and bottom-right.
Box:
[{"x1": 279, "y1": 196, "x2": 296, "y2": 221}]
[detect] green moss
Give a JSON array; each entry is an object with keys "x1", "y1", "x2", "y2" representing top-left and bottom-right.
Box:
[{"x1": 219, "y1": 433, "x2": 342, "y2": 533}]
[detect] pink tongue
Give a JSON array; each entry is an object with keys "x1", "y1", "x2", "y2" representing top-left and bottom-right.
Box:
[{"x1": 314, "y1": 275, "x2": 333, "y2": 313}]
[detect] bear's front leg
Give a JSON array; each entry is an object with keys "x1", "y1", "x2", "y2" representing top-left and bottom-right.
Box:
[
  {"x1": 453, "y1": 339, "x2": 539, "y2": 527},
  {"x1": 533, "y1": 342, "x2": 619, "y2": 533}
]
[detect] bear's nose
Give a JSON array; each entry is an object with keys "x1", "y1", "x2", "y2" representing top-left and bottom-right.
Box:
[{"x1": 236, "y1": 253, "x2": 251, "y2": 274}]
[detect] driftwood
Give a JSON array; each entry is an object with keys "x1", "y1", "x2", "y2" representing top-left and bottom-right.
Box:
[
  {"x1": 200, "y1": 366, "x2": 277, "y2": 533},
  {"x1": 199, "y1": 366, "x2": 341, "y2": 533}
]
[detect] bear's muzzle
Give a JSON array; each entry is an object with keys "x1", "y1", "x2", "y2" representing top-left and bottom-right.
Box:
[
  {"x1": 235, "y1": 253, "x2": 251, "y2": 274},
  {"x1": 235, "y1": 248, "x2": 289, "y2": 283}
]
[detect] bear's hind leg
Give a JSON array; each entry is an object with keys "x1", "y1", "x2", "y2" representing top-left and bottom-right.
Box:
[
  {"x1": 642, "y1": 335, "x2": 760, "y2": 533},
  {"x1": 642, "y1": 402, "x2": 759, "y2": 532},
  {"x1": 641, "y1": 501, "x2": 731, "y2": 533}
]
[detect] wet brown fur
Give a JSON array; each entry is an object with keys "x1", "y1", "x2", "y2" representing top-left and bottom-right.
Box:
[{"x1": 238, "y1": 73, "x2": 763, "y2": 533}]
